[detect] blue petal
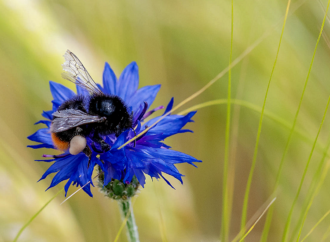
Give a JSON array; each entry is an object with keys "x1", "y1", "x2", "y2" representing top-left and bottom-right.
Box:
[
  {"x1": 51, "y1": 100, "x2": 62, "y2": 110},
  {"x1": 163, "y1": 98, "x2": 174, "y2": 115},
  {"x1": 117, "y1": 62, "x2": 139, "y2": 102},
  {"x1": 123, "y1": 167, "x2": 134, "y2": 183},
  {"x1": 42, "y1": 110, "x2": 53, "y2": 120},
  {"x1": 133, "y1": 169, "x2": 146, "y2": 187},
  {"x1": 97, "y1": 84, "x2": 104, "y2": 92},
  {"x1": 76, "y1": 85, "x2": 89, "y2": 96},
  {"x1": 49, "y1": 81, "x2": 75, "y2": 103},
  {"x1": 111, "y1": 130, "x2": 129, "y2": 149},
  {"x1": 133, "y1": 102, "x2": 148, "y2": 125},
  {"x1": 144, "y1": 111, "x2": 197, "y2": 138},
  {"x1": 101, "y1": 149, "x2": 126, "y2": 167},
  {"x1": 160, "y1": 174, "x2": 175, "y2": 189},
  {"x1": 27, "y1": 128, "x2": 54, "y2": 149},
  {"x1": 28, "y1": 143, "x2": 54, "y2": 149},
  {"x1": 140, "y1": 147, "x2": 201, "y2": 167},
  {"x1": 103, "y1": 62, "x2": 117, "y2": 95},
  {"x1": 151, "y1": 161, "x2": 183, "y2": 184},
  {"x1": 35, "y1": 120, "x2": 51, "y2": 128},
  {"x1": 40, "y1": 155, "x2": 74, "y2": 182},
  {"x1": 40, "y1": 154, "x2": 94, "y2": 197},
  {"x1": 125, "y1": 148, "x2": 145, "y2": 168},
  {"x1": 88, "y1": 154, "x2": 104, "y2": 181},
  {"x1": 128, "y1": 85, "x2": 161, "y2": 113},
  {"x1": 103, "y1": 162, "x2": 123, "y2": 185}
]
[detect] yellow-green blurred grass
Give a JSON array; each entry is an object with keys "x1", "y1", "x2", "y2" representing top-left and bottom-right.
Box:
[{"x1": 2, "y1": 0, "x2": 330, "y2": 241}]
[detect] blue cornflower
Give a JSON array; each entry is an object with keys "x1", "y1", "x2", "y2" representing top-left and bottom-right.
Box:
[{"x1": 28, "y1": 60, "x2": 201, "y2": 197}]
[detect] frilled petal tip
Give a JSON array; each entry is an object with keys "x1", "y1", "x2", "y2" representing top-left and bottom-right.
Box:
[
  {"x1": 128, "y1": 84, "x2": 161, "y2": 113},
  {"x1": 42, "y1": 110, "x2": 53, "y2": 120},
  {"x1": 143, "y1": 111, "x2": 197, "y2": 139},
  {"x1": 117, "y1": 62, "x2": 139, "y2": 102},
  {"x1": 103, "y1": 62, "x2": 117, "y2": 95},
  {"x1": 34, "y1": 120, "x2": 51, "y2": 128},
  {"x1": 27, "y1": 128, "x2": 54, "y2": 149},
  {"x1": 39, "y1": 153, "x2": 97, "y2": 197},
  {"x1": 49, "y1": 81, "x2": 75, "y2": 103}
]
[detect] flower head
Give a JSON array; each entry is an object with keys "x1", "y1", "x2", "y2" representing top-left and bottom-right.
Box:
[{"x1": 28, "y1": 58, "x2": 201, "y2": 197}]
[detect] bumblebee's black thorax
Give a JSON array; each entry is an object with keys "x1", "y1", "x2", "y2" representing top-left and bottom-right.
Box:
[{"x1": 88, "y1": 94, "x2": 132, "y2": 136}]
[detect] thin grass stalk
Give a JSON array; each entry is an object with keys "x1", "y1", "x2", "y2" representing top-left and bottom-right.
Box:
[
  {"x1": 238, "y1": 198, "x2": 276, "y2": 242},
  {"x1": 239, "y1": 1, "x2": 292, "y2": 238},
  {"x1": 221, "y1": 0, "x2": 234, "y2": 241},
  {"x1": 295, "y1": 161, "x2": 330, "y2": 241},
  {"x1": 291, "y1": 7, "x2": 330, "y2": 242},
  {"x1": 227, "y1": 0, "x2": 262, "y2": 235},
  {"x1": 231, "y1": 195, "x2": 277, "y2": 242},
  {"x1": 300, "y1": 209, "x2": 330, "y2": 242},
  {"x1": 227, "y1": 59, "x2": 248, "y2": 242},
  {"x1": 178, "y1": 99, "x2": 329, "y2": 158},
  {"x1": 154, "y1": 183, "x2": 168, "y2": 242},
  {"x1": 281, "y1": 96, "x2": 330, "y2": 242},
  {"x1": 281, "y1": 1, "x2": 330, "y2": 239},
  {"x1": 13, "y1": 188, "x2": 64, "y2": 242},
  {"x1": 262, "y1": 1, "x2": 329, "y2": 240},
  {"x1": 321, "y1": 222, "x2": 330, "y2": 241},
  {"x1": 291, "y1": 134, "x2": 330, "y2": 240}
]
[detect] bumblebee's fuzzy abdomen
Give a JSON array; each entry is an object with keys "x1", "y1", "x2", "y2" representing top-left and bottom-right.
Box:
[
  {"x1": 51, "y1": 132, "x2": 70, "y2": 151},
  {"x1": 51, "y1": 95, "x2": 90, "y2": 148}
]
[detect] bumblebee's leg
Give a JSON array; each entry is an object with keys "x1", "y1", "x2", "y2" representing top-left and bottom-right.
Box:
[
  {"x1": 132, "y1": 128, "x2": 137, "y2": 147},
  {"x1": 83, "y1": 146, "x2": 92, "y2": 168},
  {"x1": 93, "y1": 132, "x2": 110, "y2": 152},
  {"x1": 75, "y1": 127, "x2": 83, "y2": 135}
]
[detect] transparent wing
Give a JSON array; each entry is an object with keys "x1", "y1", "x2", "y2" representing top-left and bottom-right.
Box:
[
  {"x1": 51, "y1": 109, "x2": 106, "y2": 133},
  {"x1": 62, "y1": 50, "x2": 103, "y2": 95}
]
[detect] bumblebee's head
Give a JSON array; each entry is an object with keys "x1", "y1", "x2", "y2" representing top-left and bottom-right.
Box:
[
  {"x1": 88, "y1": 94, "x2": 132, "y2": 135},
  {"x1": 89, "y1": 94, "x2": 125, "y2": 118},
  {"x1": 97, "y1": 99, "x2": 116, "y2": 117}
]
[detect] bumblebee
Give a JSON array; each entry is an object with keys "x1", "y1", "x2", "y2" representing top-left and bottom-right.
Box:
[{"x1": 50, "y1": 50, "x2": 132, "y2": 156}]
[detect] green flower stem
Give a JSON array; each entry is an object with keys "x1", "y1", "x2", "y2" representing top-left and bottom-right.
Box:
[{"x1": 118, "y1": 199, "x2": 139, "y2": 242}]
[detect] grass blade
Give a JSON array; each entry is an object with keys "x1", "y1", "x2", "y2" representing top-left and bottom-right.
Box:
[
  {"x1": 281, "y1": 0, "x2": 330, "y2": 239},
  {"x1": 221, "y1": 0, "x2": 234, "y2": 241},
  {"x1": 239, "y1": 198, "x2": 276, "y2": 242},
  {"x1": 300, "y1": 209, "x2": 330, "y2": 242},
  {"x1": 154, "y1": 183, "x2": 168, "y2": 242},
  {"x1": 178, "y1": 99, "x2": 329, "y2": 158},
  {"x1": 321, "y1": 221, "x2": 330, "y2": 241},
  {"x1": 13, "y1": 188, "x2": 64, "y2": 242},
  {"x1": 295, "y1": 161, "x2": 330, "y2": 241},
  {"x1": 281, "y1": 96, "x2": 330, "y2": 242},
  {"x1": 239, "y1": 1, "x2": 292, "y2": 238},
  {"x1": 231, "y1": 196, "x2": 277, "y2": 242}
]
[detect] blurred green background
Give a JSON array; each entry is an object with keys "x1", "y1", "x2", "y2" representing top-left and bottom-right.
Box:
[{"x1": 1, "y1": 0, "x2": 330, "y2": 241}]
